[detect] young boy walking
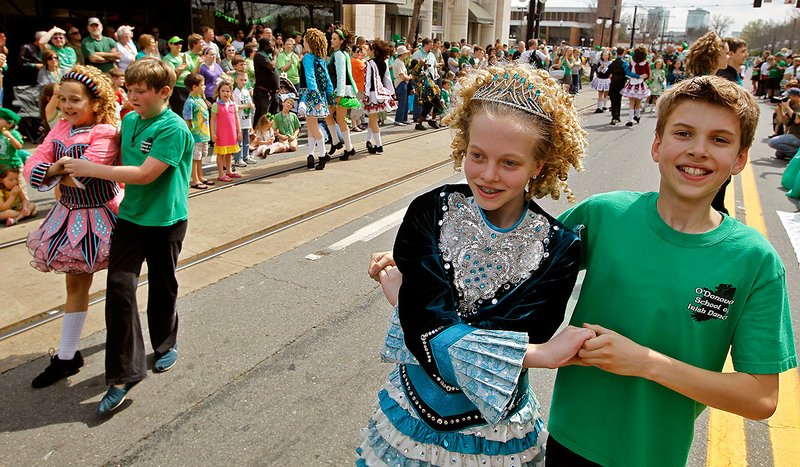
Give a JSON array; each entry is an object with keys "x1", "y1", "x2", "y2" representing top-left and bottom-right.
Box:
[
  {"x1": 62, "y1": 58, "x2": 194, "y2": 414},
  {"x1": 546, "y1": 75, "x2": 797, "y2": 466}
]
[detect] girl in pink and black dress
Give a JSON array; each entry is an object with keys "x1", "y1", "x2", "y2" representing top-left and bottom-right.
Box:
[
  {"x1": 362, "y1": 39, "x2": 396, "y2": 154},
  {"x1": 620, "y1": 47, "x2": 650, "y2": 127},
  {"x1": 24, "y1": 65, "x2": 122, "y2": 389}
]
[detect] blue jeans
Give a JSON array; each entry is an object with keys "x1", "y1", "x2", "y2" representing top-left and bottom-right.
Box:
[
  {"x1": 768, "y1": 134, "x2": 800, "y2": 158},
  {"x1": 395, "y1": 81, "x2": 409, "y2": 123},
  {"x1": 239, "y1": 128, "x2": 250, "y2": 161}
]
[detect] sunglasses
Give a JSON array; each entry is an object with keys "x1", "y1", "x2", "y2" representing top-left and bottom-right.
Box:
[{"x1": 47, "y1": 56, "x2": 58, "y2": 61}]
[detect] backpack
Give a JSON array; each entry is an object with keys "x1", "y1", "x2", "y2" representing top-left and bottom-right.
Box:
[{"x1": 529, "y1": 51, "x2": 544, "y2": 69}]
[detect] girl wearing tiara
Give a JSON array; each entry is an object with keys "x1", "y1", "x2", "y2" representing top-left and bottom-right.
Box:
[
  {"x1": 24, "y1": 65, "x2": 122, "y2": 389},
  {"x1": 356, "y1": 64, "x2": 593, "y2": 465}
]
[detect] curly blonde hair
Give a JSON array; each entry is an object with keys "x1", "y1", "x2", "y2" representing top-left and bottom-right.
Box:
[
  {"x1": 685, "y1": 31, "x2": 725, "y2": 77},
  {"x1": 60, "y1": 64, "x2": 118, "y2": 126},
  {"x1": 442, "y1": 64, "x2": 587, "y2": 202},
  {"x1": 304, "y1": 28, "x2": 327, "y2": 57}
]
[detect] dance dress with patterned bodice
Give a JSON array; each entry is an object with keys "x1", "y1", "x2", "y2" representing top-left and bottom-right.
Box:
[
  {"x1": 24, "y1": 121, "x2": 121, "y2": 274},
  {"x1": 356, "y1": 184, "x2": 580, "y2": 466}
]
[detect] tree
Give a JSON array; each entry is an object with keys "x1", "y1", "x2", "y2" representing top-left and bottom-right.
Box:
[
  {"x1": 710, "y1": 14, "x2": 734, "y2": 38},
  {"x1": 407, "y1": 0, "x2": 426, "y2": 46}
]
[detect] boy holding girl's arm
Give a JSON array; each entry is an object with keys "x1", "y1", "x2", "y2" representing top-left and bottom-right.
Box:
[
  {"x1": 367, "y1": 75, "x2": 797, "y2": 466},
  {"x1": 546, "y1": 75, "x2": 796, "y2": 466},
  {"x1": 62, "y1": 58, "x2": 194, "y2": 415}
]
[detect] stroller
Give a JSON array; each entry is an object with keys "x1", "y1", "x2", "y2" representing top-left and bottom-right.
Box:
[{"x1": 12, "y1": 85, "x2": 44, "y2": 144}]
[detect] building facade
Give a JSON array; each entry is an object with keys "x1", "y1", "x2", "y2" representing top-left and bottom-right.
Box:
[
  {"x1": 346, "y1": 0, "x2": 512, "y2": 46},
  {"x1": 686, "y1": 8, "x2": 710, "y2": 33},
  {"x1": 509, "y1": 0, "x2": 622, "y2": 48}
]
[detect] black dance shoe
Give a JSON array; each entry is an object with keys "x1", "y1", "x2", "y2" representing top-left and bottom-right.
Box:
[
  {"x1": 32, "y1": 350, "x2": 84, "y2": 389},
  {"x1": 340, "y1": 148, "x2": 356, "y2": 161},
  {"x1": 315, "y1": 155, "x2": 331, "y2": 170},
  {"x1": 307, "y1": 155, "x2": 315, "y2": 169}
]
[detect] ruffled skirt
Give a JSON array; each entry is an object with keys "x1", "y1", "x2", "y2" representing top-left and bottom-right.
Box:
[
  {"x1": 27, "y1": 201, "x2": 117, "y2": 274},
  {"x1": 590, "y1": 77, "x2": 610, "y2": 92},
  {"x1": 621, "y1": 81, "x2": 650, "y2": 99},
  {"x1": 362, "y1": 98, "x2": 398, "y2": 115},
  {"x1": 303, "y1": 89, "x2": 331, "y2": 118},
  {"x1": 356, "y1": 367, "x2": 545, "y2": 467}
]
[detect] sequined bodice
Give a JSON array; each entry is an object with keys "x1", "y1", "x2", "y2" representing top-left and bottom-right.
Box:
[{"x1": 439, "y1": 192, "x2": 551, "y2": 317}]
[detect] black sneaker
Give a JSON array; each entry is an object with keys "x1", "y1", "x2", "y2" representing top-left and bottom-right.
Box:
[
  {"x1": 625, "y1": 121, "x2": 634, "y2": 127},
  {"x1": 594, "y1": 108, "x2": 604, "y2": 114},
  {"x1": 315, "y1": 155, "x2": 331, "y2": 170},
  {"x1": 366, "y1": 141, "x2": 373, "y2": 151},
  {"x1": 634, "y1": 116, "x2": 640, "y2": 123},
  {"x1": 367, "y1": 144, "x2": 378, "y2": 154},
  {"x1": 307, "y1": 155, "x2": 315, "y2": 169},
  {"x1": 376, "y1": 146, "x2": 383, "y2": 153},
  {"x1": 415, "y1": 123, "x2": 426, "y2": 130},
  {"x1": 428, "y1": 120, "x2": 440, "y2": 129},
  {"x1": 610, "y1": 119, "x2": 617, "y2": 125},
  {"x1": 340, "y1": 148, "x2": 356, "y2": 161},
  {"x1": 32, "y1": 350, "x2": 84, "y2": 389}
]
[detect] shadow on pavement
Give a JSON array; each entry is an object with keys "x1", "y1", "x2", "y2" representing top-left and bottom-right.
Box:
[{"x1": 0, "y1": 342, "x2": 125, "y2": 431}]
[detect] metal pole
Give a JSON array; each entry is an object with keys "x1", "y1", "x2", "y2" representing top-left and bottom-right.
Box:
[
  {"x1": 609, "y1": 0, "x2": 618, "y2": 48},
  {"x1": 629, "y1": 5, "x2": 638, "y2": 50},
  {"x1": 600, "y1": 21, "x2": 607, "y2": 49},
  {"x1": 526, "y1": 0, "x2": 537, "y2": 41},
  {"x1": 534, "y1": 1, "x2": 545, "y2": 40}
]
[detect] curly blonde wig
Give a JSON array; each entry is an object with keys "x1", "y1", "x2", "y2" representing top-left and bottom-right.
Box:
[
  {"x1": 685, "y1": 31, "x2": 725, "y2": 77},
  {"x1": 442, "y1": 64, "x2": 587, "y2": 202},
  {"x1": 60, "y1": 64, "x2": 118, "y2": 126},
  {"x1": 304, "y1": 28, "x2": 327, "y2": 57}
]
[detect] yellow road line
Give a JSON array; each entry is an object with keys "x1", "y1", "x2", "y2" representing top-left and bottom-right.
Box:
[
  {"x1": 706, "y1": 178, "x2": 747, "y2": 467},
  {"x1": 739, "y1": 162, "x2": 800, "y2": 467}
]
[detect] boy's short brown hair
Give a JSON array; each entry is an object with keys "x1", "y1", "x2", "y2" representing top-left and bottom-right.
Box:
[
  {"x1": 231, "y1": 55, "x2": 245, "y2": 66},
  {"x1": 125, "y1": 57, "x2": 176, "y2": 91},
  {"x1": 184, "y1": 73, "x2": 204, "y2": 89},
  {"x1": 655, "y1": 75, "x2": 759, "y2": 152},
  {"x1": 187, "y1": 33, "x2": 203, "y2": 49}
]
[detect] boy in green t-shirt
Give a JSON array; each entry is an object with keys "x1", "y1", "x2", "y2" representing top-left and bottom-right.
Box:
[
  {"x1": 546, "y1": 75, "x2": 797, "y2": 466},
  {"x1": 367, "y1": 75, "x2": 798, "y2": 466},
  {"x1": 62, "y1": 58, "x2": 194, "y2": 415}
]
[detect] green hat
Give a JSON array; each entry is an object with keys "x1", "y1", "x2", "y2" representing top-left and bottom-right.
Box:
[
  {"x1": 168, "y1": 36, "x2": 183, "y2": 44},
  {"x1": 0, "y1": 107, "x2": 21, "y2": 125},
  {"x1": 450, "y1": 47, "x2": 460, "y2": 54}
]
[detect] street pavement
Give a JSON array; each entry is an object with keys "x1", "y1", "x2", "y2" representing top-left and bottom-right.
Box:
[{"x1": 1, "y1": 87, "x2": 798, "y2": 466}]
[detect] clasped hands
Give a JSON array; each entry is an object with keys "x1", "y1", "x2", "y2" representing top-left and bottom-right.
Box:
[{"x1": 368, "y1": 251, "x2": 651, "y2": 376}]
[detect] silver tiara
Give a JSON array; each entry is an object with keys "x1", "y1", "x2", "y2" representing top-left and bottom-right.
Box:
[{"x1": 471, "y1": 72, "x2": 552, "y2": 122}]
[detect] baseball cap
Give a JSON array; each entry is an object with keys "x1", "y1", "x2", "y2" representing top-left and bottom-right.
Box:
[
  {"x1": 782, "y1": 88, "x2": 800, "y2": 98},
  {"x1": 87, "y1": 17, "x2": 101, "y2": 26},
  {"x1": 168, "y1": 36, "x2": 184, "y2": 45}
]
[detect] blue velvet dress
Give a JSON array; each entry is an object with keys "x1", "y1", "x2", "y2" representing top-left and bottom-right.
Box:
[{"x1": 357, "y1": 184, "x2": 581, "y2": 466}]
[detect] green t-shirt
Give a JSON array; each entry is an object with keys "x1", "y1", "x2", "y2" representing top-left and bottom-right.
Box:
[
  {"x1": 549, "y1": 191, "x2": 797, "y2": 467},
  {"x1": 0, "y1": 129, "x2": 24, "y2": 168},
  {"x1": 276, "y1": 51, "x2": 300, "y2": 85},
  {"x1": 164, "y1": 52, "x2": 190, "y2": 88},
  {"x1": 119, "y1": 108, "x2": 193, "y2": 226},
  {"x1": 273, "y1": 111, "x2": 300, "y2": 138},
  {"x1": 81, "y1": 36, "x2": 118, "y2": 72},
  {"x1": 50, "y1": 44, "x2": 77, "y2": 72}
]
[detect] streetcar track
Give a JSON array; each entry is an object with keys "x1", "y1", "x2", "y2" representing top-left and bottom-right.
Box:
[
  {"x1": 0, "y1": 156, "x2": 453, "y2": 341},
  {"x1": 0, "y1": 126, "x2": 450, "y2": 251},
  {"x1": 1, "y1": 101, "x2": 596, "y2": 340}
]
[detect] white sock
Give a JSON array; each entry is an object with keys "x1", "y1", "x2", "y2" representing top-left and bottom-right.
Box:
[
  {"x1": 635, "y1": 108, "x2": 641, "y2": 118},
  {"x1": 307, "y1": 136, "x2": 316, "y2": 156},
  {"x1": 374, "y1": 131, "x2": 382, "y2": 147},
  {"x1": 628, "y1": 109, "x2": 634, "y2": 122},
  {"x1": 366, "y1": 128, "x2": 373, "y2": 144},
  {"x1": 597, "y1": 98, "x2": 603, "y2": 109},
  {"x1": 58, "y1": 311, "x2": 87, "y2": 360},
  {"x1": 316, "y1": 138, "x2": 326, "y2": 157},
  {"x1": 342, "y1": 127, "x2": 353, "y2": 151},
  {"x1": 329, "y1": 126, "x2": 341, "y2": 145}
]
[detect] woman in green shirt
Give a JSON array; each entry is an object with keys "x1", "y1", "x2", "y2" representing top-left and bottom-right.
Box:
[{"x1": 277, "y1": 38, "x2": 300, "y2": 85}]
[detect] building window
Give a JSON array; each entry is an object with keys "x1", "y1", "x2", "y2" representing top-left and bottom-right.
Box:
[{"x1": 432, "y1": 0, "x2": 444, "y2": 27}]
